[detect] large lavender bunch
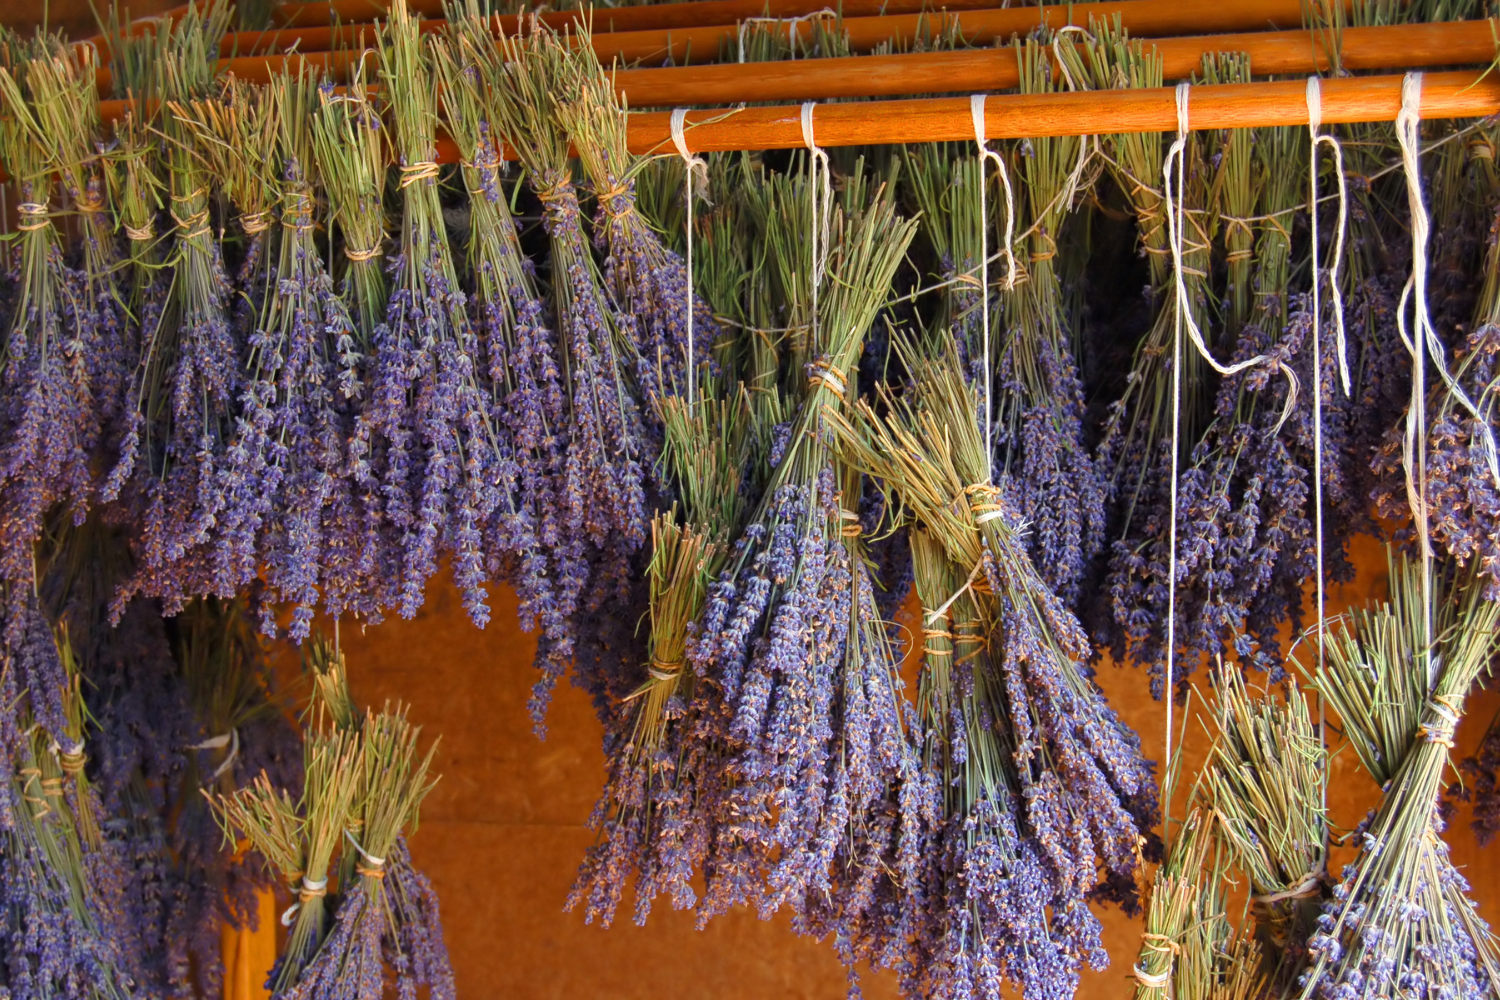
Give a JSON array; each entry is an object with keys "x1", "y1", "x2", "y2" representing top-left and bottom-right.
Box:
[
  {"x1": 371, "y1": 0, "x2": 505, "y2": 626},
  {"x1": 432, "y1": 25, "x2": 579, "y2": 708},
  {"x1": 307, "y1": 68, "x2": 391, "y2": 624},
  {"x1": 826, "y1": 336, "x2": 1159, "y2": 1000},
  {"x1": 108, "y1": 3, "x2": 239, "y2": 618},
  {"x1": 487, "y1": 19, "x2": 652, "y2": 726},
  {"x1": 689, "y1": 169, "x2": 918, "y2": 925},
  {"x1": 553, "y1": 29, "x2": 718, "y2": 415},
  {"x1": 1298, "y1": 553, "x2": 1500, "y2": 1000},
  {"x1": 0, "y1": 40, "x2": 109, "y2": 608}
]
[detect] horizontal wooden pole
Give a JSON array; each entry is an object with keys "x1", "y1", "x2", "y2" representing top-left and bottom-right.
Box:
[
  {"x1": 85, "y1": 68, "x2": 1496, "y2": 163},
  {"x1": 170, "y1": 0, "x2": 1314, "y2": 64},
  {"x1": 620, "y1": 70, "x2": 1500, "y2": 153},
  {"x1": 90, "y1": 20, "x2": 1498, "y2": 108}
]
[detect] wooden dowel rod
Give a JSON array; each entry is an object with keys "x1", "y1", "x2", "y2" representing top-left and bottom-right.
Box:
[
  {"x1": 90, "y1": 20, "x2": 1498, "y2": 107},
  {"x1": 143, "y1": 0, "x2": 1314, "y2": 64},
  {"x1": 88, "y1": 68, "x2": 1497, "y2": 162}
]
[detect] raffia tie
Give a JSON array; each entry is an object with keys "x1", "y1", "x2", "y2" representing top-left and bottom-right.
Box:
[
  {"x1": 838, "y1": 509, "x2": 862, "y2": 538},
  {"x1": 124, "y1": 220, "x2": 156, "y2": 241},
  {"x1": 807, "y1": 359, "x2": 846, "y2": 399},
  {"x1": 281, "y1": 875, "x2": 329, "y2": 926},
  {"x1": 399, "y1": 160, "x2": 440, "y2": 189},
  {"x1": 241, "y1": 210, "x2": 273, "y2": 236},
  {"x1": 1417, "y1": 693, "x2": 1462, "y2": 748},
  {"x1": 648, "y1": 658, "x2": 683, "y2": 681},
  {"x1": 1253, "y1": 868, "x2": 1325, "y2": 905},
  {"x1": 17, "y1": 201, "x2": 50, "y2": 231},
  {"x1": 1471, "y1": 136, "x2": 1496, "y2": 162},
  {"x1": 58, "y1": 743, "x2": 87, "y2": 775},
  {"x1": 921, "y1": 619, "x2": 954, "y2": 658},
  {"x1": 19, "y1": 767, "x2": 50, "y2": 818},
  {"x1": 1131, "y1": 932, "x2": 1178, "y2": 989},
  {"x1": 74, "y1": 191, "x2": 106, "y2": 215},
  {"x1": 964, "y1": 483, "x2": 1005, "y2": 525},
  {"x1": 345, "y1": 243, "x2": 383, "y2": 262},
  {"x1": 595, "y1": 181, "x2": 636, "y2": 220},
  {"x1": 171, "y1": 190, "x2": 212, "y2": 240}
]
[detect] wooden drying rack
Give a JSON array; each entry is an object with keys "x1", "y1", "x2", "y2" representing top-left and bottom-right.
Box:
[{"x1": 67, "y1": 1, "x2": 1500, "y2": 161}]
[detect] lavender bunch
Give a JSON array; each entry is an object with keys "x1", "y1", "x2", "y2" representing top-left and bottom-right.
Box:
[
  {"x1": 283, "y1": 699, "x2": 443, "y2": 1000},
  {"x1": 1055, "y1": 28, "x2": 1218, "y2": 538},
  {"x1": 166, "y1": 79, "x2": 286, "y2": 605},
  {"x1": 1206, "y1": 663, "x2": 1329, "y2": 988},
  {"x1": 552, "y1": 27, "x2": 718, "y2": 414},
  {"x1": 307, "y1": 66, "x2": 392, "y2": 624},
  {"x1": 825, "y1": 335, "x2": 1159, "y2": 1000},
  {"x1": 369, "y1": 0, "x2": 505, "y2": 627},
  {"x1": 1297, "y1": 552, "x2": 1500, "y2": 1000},
  {"x1": 689, "y1": 170, "x2": 917, "y2": 925},
  {"x1": 569, "y1": 388, "x2": 752, "y2": 927},
  {"x1": 0, "y1": 40, "x2": 105, "y2": 606},
  {"x1": 432, "y1": 27, "x2": 579, "y2": 692},
  {"x1": 211, "y1": 715, "x2": 364, "y2": 996},
  {"x1": 487, "y1": 17, "x2": 652, "y2": 725},
  {"x1": 108, "y1": 2, "x2": 239, "y2": 618}
]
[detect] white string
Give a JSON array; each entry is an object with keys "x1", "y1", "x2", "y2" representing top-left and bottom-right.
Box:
[
  {"x1": 738, "y1": 8, "x2": 836, "y2": 63},
  {"x1": 1162, "y1": 84, "x2": 1187, "y2": 817},
  {"x1": 670, "y1": 108, "x2": 709, "y2": 412},
  {"x1": 1396, "y1": 72, "x2": 1437, "y2": 669},
  {"x1": 1395, "y1": 74, "x2": 1500, "y2": 530},
  {"x1": 1164, "y1": 83, "x2": 1301, "y2": 431},
  {"x1": 1307, "y1": 76, "x2": 1352, "y2": 398},
  {"x1": 801, "y1": 102, "x2": 832, "y2": 351},
  {"x1": 1306, "y1": 76, "x2": 1334, "y2": 836},
  {"x1": 971, "y1": 93, "x2": 1017, "y2": 482}
]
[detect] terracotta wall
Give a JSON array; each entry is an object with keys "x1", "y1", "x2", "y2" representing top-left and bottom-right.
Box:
[{"x1": 306, "y1": 532, "x2": 1500, "y2": 999}]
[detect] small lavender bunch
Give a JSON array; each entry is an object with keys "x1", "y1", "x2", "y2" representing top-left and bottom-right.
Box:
[
  {"x1": 308, "y1": 66, "x2": 391, "y2": 624},
  {"x1": 1055, "y1": 28, "x2": 1217, "y2": 538},
  {"x1": 826, "y1": 335, "x2": 1160, "y2": 998},
  {"x1": 0, "y1": 41, "x2": 102, "y2": 604},
  {"x1": 487, "y1": 17, "x2": 652, "y2": 724},
  {"x1": 371, "y1": 0, "x2": 503, "y2": 626},
  {"x1": 283, "y1": 701, "x2": 442, "y2": 1000},
  {"x1": 108, "y1": 2, "x2": 239, "y2": 618},
  {"x1": 432, "y1": 28, "x2": 577, "y2": 681},
  {"x1": 1373, "y1": 193, "x2": 1500, "y2": 599},
  {"x1": 690, "y1": 171, "x2": 917, "y2": 925},
  {"x1": 1207, "y1": 663, "x2": 1329, "y2": 988},
  {"x1": 552, "y1": 27, "x2": 718, "y2": 413},
  {"x1": 1298, "y1": 552, "x2": 1500, "y2": 1000},
  {"x1": 167, "y1": 79, "x2": 286, "y2": 603},
  {"x1": 569, "y1": 388, "x2": 751, "y2": 927},
  {"x1": 211, "y1": 718, "x2": 364, "y2": 996}
]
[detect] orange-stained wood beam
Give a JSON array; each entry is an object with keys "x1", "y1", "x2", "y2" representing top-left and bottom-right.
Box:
[
  {"x1": 90, "y1": 21, "x2": 1498, "y2": 106},
  {"x1": 86, "y1": 68, "x2": 1497, "y2": 162},
  {"x1": 192, "y1": 0, "x2": 1315, "y2": 63}
]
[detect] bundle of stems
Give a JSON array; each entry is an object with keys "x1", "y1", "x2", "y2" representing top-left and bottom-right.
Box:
[
  {"x1": 1298, "y1": 551, "x2": 1500, "y2": 999},
  {"x1": 485, "y1": 12, "x2": 651, "y2": 727},
  {"x1": 285, "y1": 701, "x2": 443, "y2": 1000},
  {"x1": 432, "y1": 24, "x2": 577, "y2": 680},
  {"x1": 1056, "y1": 24, "x2": 1217, "y2": 538},
  {"x1": 211, "y1": 711, "x2": 365, "y2": 995},
  {"x1": 0, "y1": 37, "x2": 105, "y2": 608},
  {"x1": 298, "y1": 635, "x2": 455, "y2": 1000},
  {"x1": 367, "y1": 0, "x2": 503, "y2": 627},
  {"x1": 994, "y1": 37, "x2": 1105, "y2": 607},
  {"x1": 167, "y1": 76, "x2": 287, "y2": 601},
  {"x1": 107, "y1": 0, "x2": 239, "y2": 618},
  {"x1": 1206, "y1": 662, "x2": 1328, "y2": 986},
  {"x1": 824, "y1": 331, "x2": 1159, "y2": 996},
  {"x1": 552, "y1": 24, "x2": 717, "y2": 412},
  {"x1": 689, "y1": 166, "x2": 917, "y2": 924}
]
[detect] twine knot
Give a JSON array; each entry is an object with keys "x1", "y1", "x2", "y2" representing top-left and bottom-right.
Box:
[
  {"x1": 1417, "y1": 693, "x2": 1462, "y2": 748},
  {"x1": 17, "y1": 201, "x2": 50, "y2": 231},
  {"x1": 399, "y1": 161, "x2": 440, "y2": 188},
  {"x1": 807, "y1": 359, "x2": 847, "y2": 398}
]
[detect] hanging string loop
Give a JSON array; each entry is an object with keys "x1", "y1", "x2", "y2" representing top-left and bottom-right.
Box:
[{"x1": 670, "y1": 108, "x2": 710, "y2": 411}]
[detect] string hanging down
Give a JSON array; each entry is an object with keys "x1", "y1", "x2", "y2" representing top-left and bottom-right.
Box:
[
  {"x1": 800, "y1": 101, "x2": 833, "y2": 349},
  {"x1": 969, "y1": 93, "x2": 1017, "y2": 480},
  {"x1": 669, "y1": 107, "x2": 709, "y2": 411},
  {"x1": 1161, "y1": 82, "x2": 1189, "y2": 815}
]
